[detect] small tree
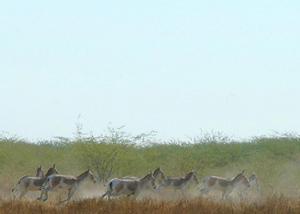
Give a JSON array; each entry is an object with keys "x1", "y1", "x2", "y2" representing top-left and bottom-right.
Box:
[{"x1": 89, "y1": 149, "x2": 118, "y2": 182}]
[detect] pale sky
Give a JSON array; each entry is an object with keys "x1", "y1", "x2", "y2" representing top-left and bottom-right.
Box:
[{"x1": 1, "y1": 1, "x2": 300, "y2": 141}]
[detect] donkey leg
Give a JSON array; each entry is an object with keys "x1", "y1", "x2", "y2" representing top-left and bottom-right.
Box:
[
  {"x1": 180, "y1": 188, "x2": 187, "y2": 198},
  {"x1": 102, "y1": 191, "x2": 109, "y2": 199},
  {"x1": 43, "y1": 191, "x2": 49, "y2": 201},
  {"x1": 102, "y1": 190, "x2": 114, "y2": 200},
  {"x1": 127, "y1": 192, "x2": 137, "y2": 199},
  {"x1": 18, "y1": 189, "x2": 27, "y2": 199},
  {"x1": 156, "y1": 184, "x2": 164, "y2": 193},
  {"x1": 60, "y1": 187, "x2": 76, "y2": 203},
  {"x1": 238, "y1": 190, "x2": 246, "y2": 201},
  {"x1": 200, "y1": 186, "x2": 210, "y2": 195},
  {"x1": 37, "y1": 190, "x2": 46, "y2": 201},
  {"x1": 37, "y1": 191, "x2": 43, "y2": 200},
  {"x1": 11, "y1": 186, "x2": 21, "y2": 199},
  {"x1": 39, "y1": 190, "x2": 49, "y2": 201},
  {"x1": 11, "y1": 188, "x2": 17, "y2": 200},
  {"x1": 221, "y1": 191, "x2": 226, "y2": 200},
  {"x1": 222, "y1": 190, "x2": 232, "y2": 201}
]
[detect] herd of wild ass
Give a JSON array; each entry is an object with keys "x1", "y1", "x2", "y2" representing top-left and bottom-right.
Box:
[{"x1": 12, "y1": 165, "x2": 259, "y2": 203}]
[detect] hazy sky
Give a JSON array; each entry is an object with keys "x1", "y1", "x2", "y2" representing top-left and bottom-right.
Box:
[{"x1": 1, "y1": 1, "x2": 300, "y2": 140}]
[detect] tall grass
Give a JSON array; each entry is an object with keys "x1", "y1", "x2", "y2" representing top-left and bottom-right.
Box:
[{"x1": 1, "y1": 197, "x2": 300, "y2": 214}]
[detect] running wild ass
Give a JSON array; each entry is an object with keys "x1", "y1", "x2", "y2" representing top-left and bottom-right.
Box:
[
  {"x1": 200, "y1": 170, "x2": 250, "y2": 199},
  {"x1": 121, "y1": 168, "x2": 165, "y2": 186},
  {"x1": 157, "y1": 171, "x2": 199, "y2": 193},
  {"x1": 102, "y1": 171, "x2": 156, "y2": 199},
  {"x1": 121, "y1": 167, "x2": 166, "y2": 186},
  {"x1": 12, "y1": 164, "x2": 58, "y2": 199},
  {"x1": 38, "y1": 169, "x2": 97, "y2": 202},
  {"x1": 235, "y1": 173, "x2": 260, "y2": 199}
]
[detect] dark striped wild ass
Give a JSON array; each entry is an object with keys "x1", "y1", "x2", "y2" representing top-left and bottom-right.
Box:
[
  {"x1": 38, "y1": 169, "x2": 97, "y2": 203},
  {"x1": 102, "y1": 171, "x2": 156, "y2": 199},
  {"x1": 157, "y1": 171, "x2": 199, "y2": 193},
  {"x1": 200, "y1": 170, "x2": 250, "y2": 199},
  {"x1": 12, "y1": 165, "x2": 58, "y2": 199}
]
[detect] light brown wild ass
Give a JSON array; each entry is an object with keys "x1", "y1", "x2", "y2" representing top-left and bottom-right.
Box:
[
  {"x1": 38, "y1": 169, "x2": 97, "y2": 203},
  {"x1": 235, "y1": 173, "x2": 260, "y2": 198},
  {"x1": 12, "y1": 165, "x2": 58, "y2": 199},
  {"x1": 102, "y1": 171, "x2": 156, "y2": 199},
  {"x1": 200, "y1": 170, "x2": 250, "y2": 200},
  {"x1": 157, "y1": 171, "x2": 199, "y2": 193},
  {"x1": 122, "y1": 168, "x2": 166, "y2": 186}
]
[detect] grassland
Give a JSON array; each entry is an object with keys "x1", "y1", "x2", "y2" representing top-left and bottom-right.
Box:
[
  {"x1": 2, "y1": 197, "x2": 300, "y2": 214},
  {"x1": 1, "y1": 129, "x2": 300, "y2": 213}
]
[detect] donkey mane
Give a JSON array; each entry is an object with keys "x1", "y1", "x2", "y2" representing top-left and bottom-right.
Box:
[
  {"x1": 232, "y1": 171, "x2": 245, "y2": 183},
  {"x1": 45, "y1": 167, "x2": 58, "y2": 177},
  {"x1": 153, "y1": 168, "x2": 159, "y2": 176},
  {"x1": 185, "y1": 171, "x2": 194, "y2": 179},
  {"x1": 140, "y1": 172, "x2": 152, "y2": 182},
  {"x1": 77, "y1": 170, "x2": 90, "y2": 180}
]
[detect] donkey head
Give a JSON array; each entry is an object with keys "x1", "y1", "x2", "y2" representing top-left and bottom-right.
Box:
[
  {"x1": 87, "y1": 169, "x2": 97, "y2": 184},
  {"x1": 45, "y1": 164, "x2": 59, "y2": 177},
  {"x1": 191, "y1": 171, "x2": 199, "y2": 185},
  {"x1": 249, "y1": 173, "x2": 260, "y2": 191},
  {"x1": 141, "y1": 172, "x2": 157, "y2": 190},
  {"x1": 153, "y1": 167, "x2": 166, "y2": 184},
  {"x1": 233, "y1": 170, "x2": 250, "y2": 187},
  {"x1": 186, "y1": 171, "x2": 199, "y2": 185},
  {"x1": 249, "y1": 174, "x2": 257, "y2": 183}
]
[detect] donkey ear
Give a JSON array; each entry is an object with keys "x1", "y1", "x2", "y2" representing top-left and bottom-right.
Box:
[
  {"x1": 241, "y1": 170, "x2": 245, "y2": 174},
  {"x1": 53, "y1": 164, "x2": 56, "y2": 168}
]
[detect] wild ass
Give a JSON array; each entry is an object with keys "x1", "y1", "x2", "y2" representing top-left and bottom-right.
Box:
[
  {"x1": 12, "y1": 164, "x2": 58, "y2": 199},
  {"x1": 235, "y1": 173, "x2": 260, "y2": 199},
  {"x1": 200, "y1": 170, "x2": 250, "y2": 199},
  {"x1": 157, "y1": 171, "x2": 199, "y2": 193},
  {"x1": 38, "y1": 169, "x2": 97, "y2": 203},
  {"x1": 102, "y1": 171, "x2": 156, "y2": 199},
  {"x1": 122, "y1": 168, "x2": 166, "y2": 186}
]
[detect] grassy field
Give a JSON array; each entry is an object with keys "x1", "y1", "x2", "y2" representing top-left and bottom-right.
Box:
[
  {"x1": 1, "y1": 130, "x2": 300, "y2": 213},
  {"x1": 1, "y1": 197, "x2": 300, "y2": 214}
]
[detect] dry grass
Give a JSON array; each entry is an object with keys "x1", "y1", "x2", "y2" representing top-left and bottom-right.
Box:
[{"x1": 1, "y1": 197, "x2": 300, "y2": 214}]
